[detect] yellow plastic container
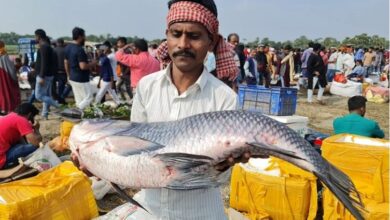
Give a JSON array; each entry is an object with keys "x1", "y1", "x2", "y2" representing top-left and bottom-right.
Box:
[
  {"x1": 322, "y1": 134, "x2": 389, "y2": 203},
  {"x1": 230, "y1": 159, "x2": 318, "y2": 220},
  {"x1": 60, "y1": 120, "x2": 75, "y2": 140},
  {"x1": 0, "y1": 161, "x2": 98, "y2": 220},
  {"x1": 323, "y1": 188, "x2": 389, "y2": 220}
]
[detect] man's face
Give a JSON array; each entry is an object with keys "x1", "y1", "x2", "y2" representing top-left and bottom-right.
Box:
[
  {"x1": 166, "y1": 22, "x2": 213, "y2": 73},
  {"x1": 368, "y1": 48, "x2": 372, "y2": 53},
  {"x1": 258, "y1": 46, "x2": 264, "y2": 52},
  {"x1": 117, "y1": 40, "x2": 125, "y2": 49},
  {"x1": 35, "y1": 35, "x2": 40, "y2": 42},
  {"x1": 264, "y1": 47, "x2": 270, "y2": 53},
  {"x1": 283, "y1": 49, "x2": 290, "y2": 55},
  {"x1": 228, "y1": 35, "x2": 239, "y2": 49},
  {"x1": 250, "y1": 49, "x2": 257, "y2": 57},
  {"x1": 79, "y1": 35, "x2": 86, "y2": 46}
]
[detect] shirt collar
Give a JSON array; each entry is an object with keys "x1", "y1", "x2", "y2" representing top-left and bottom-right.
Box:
[{"x1": 161, "y1": 64, "x2": 209, "y2": 91}]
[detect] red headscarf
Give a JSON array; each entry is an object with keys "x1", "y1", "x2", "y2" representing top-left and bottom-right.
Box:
[{"x1": 157, "y1": 1, "x2": 238, "y2": 80}]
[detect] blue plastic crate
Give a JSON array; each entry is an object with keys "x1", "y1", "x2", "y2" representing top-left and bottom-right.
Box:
[
  {"x1": 270, "y1": 87, "x2": 298, "y2": 116},
  {"x1": 238, "y1": 85, "x2": 297, "y2": 116}
]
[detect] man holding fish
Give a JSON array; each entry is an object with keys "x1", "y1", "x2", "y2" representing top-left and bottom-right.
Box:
[{"x1": 130, "y1": 0, "x2": 246, "y2": 219}]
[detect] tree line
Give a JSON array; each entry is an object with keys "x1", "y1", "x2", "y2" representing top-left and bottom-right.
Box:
[
  {"x1": 1, "y1": 32, "x2": 388, "y2": 49},
  {"x1": 244, "y1": 34, "x2": 389, "y2": 50}
]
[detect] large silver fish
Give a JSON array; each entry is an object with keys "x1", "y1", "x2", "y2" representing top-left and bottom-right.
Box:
[{"x1": 69, "y1": 110, "x2": 365, "y2": 219}]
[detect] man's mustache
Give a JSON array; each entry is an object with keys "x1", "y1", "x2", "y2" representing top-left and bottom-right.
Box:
[{"x1": 172, "y1": 50, "x2": 196, "y2": 59}]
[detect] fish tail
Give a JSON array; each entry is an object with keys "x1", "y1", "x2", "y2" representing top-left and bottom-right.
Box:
[{"x1": 317, "y1": 162, "x2": 366, "y2": 220}]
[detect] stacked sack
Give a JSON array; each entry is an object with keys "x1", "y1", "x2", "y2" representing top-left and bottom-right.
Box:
[
  {"x1": 321, "y1": 134, "x2": 390, "y2": 219},
  {"x1": 230, "y1": 158, "x2": 318, "y2": 220}
]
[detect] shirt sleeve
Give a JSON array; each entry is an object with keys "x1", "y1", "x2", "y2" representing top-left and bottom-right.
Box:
[
  {"x1": 16, "y1": 117, "x2": 34, "y2": 136},
  {"x1": 131, "y1": 85, "x2": 148, "y2": 122},
  {"x1": 77, "y1": 48, "x2": 88, "y2": 63},
  {"x1": 115, "y1": 50, "x2": 137, "y2": 68},
  {"x1": 372, "y1": 122, "x2": 385, "y2": 138}
]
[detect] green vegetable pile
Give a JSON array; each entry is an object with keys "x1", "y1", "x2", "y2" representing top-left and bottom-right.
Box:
[{"x1": 83, "y1": 104, "x2": 131, "y2": 120}]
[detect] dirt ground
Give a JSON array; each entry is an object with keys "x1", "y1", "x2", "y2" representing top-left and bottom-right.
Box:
[{"x1": 33, "y1": 91, "x2": 389, "y2": 213}]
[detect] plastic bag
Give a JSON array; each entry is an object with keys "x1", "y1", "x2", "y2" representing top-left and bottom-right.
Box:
[
  {"x1": 23, "y1": 144, "x2": 61, "y2": 172},
  {"x1": 334, "y1": 73, "x2": 347, "y2": 83}
]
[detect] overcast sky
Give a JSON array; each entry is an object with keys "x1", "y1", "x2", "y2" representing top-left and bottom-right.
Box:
[{"x1": 1, "y1": 0, "x2": 389, "y2": 41}]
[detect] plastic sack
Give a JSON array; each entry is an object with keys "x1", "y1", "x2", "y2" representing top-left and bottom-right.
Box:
[
  {"x1": 364, "y1": 86, "x2": 389, "y2": 103},
  {"x1": 24, "y1": 144, "x2": 62, "y2": 171},
  {"x1": 330, "y1": 80, "x2": 362, "y2": 97},
  {"x1": 322, "y1": 134, "x2": 390, "y2": 203},
  {"x1": 323, "y1": 189, "x2": 389, "y2": 220},
  {"x1": 230, "y1": 159, "x2": 317, "y2": 220},
  {"x1": 0, "y1": 161, "x2": 98, "y2": 220},
  {"x1": 95, "y1": 203, "x2": 157, "y2": 220}
]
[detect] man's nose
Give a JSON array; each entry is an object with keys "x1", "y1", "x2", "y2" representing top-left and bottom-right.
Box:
[{"x1": 177, "y1": 35, "x2": 191, "y2": 49}]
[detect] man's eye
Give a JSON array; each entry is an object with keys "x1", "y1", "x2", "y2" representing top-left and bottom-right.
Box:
[
  {"x1": 172, "y1": 32, "x2": 181, "y2": 37},
  {"x1": 189, "y1": 34, "x2": 200, "y2": 40}
]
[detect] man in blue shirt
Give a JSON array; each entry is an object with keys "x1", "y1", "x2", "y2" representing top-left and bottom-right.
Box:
[
  {"x1": 333, "y1": 96, "x2": 385, "y2": 138},
  {"x1": 64, "y1": 27, "x2": 97, "y2": 110}
]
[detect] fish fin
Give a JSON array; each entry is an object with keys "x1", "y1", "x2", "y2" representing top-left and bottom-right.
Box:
[
  {"x1": 156, "y1": 153, "x2": 221, "y2": 189},
  {"x1": 316, "y1": 163, "x2": 366, "y2": 220},
  {"x1": 110, "y1": 183, "x2": 149, "y2": 213},
  {"x1": 105, "y1": 136, "x2": 164, "y2": 156},
  {"x1": 246, "y1": 142, "x2": 304, "y2": 160}
]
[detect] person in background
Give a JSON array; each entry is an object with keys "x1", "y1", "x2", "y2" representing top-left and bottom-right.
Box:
[
  {"x1": 105, "y1": 41, "x2": 119, "y2": 93},
  {"x1": 204, "y1": 51, "x2": 216, "y2": 75},
  {"x1": 363, "y1": 47, "x2": 375, "y2": 77},
  {"x1": 265, "y1": 45, "x2": 277, "y2": 82},
  {"x1": 343, "y1": 45, "x2": 355, "y2": 76},
  {"x1": 243, "y1": 48, "x2": 258, "y2": 85},
  {"x1": 0, "y1": 103, "x2": 41, "y2": 169},
  {"x1": 115, "y1": 37, "x2": 133, "y2": 101},
  {"x1": 27, "y1": 62, "x2": 37, "y2": 104},
  {"x1": 14, "y1": 57, "x2": 22, "y2": 74},
  {"x1": 354, "y1": 48, "x2": 364, "y2": 62},
  {"x1": 115, "y1": 39, "x2": 160, "y2": 92},
  {"x1": 227, "y1": 33, "x2": 243, "y2": 89},
  {"x1": 293, "y1": 48, "x2": 302, "y2": 74},
  {"x1": 148, "y1": 43, "x2": 159, "y2": 59},
  {"x1": 235, "y1": 43, "x2": 246, "y2": 83},
  {"x1": 94, "y1": 44, "x2": 121, "y2": 105},
  {"x1": 307, "y1": 43, "x2": 327, "y2": 104},
  {"x1": 336, "y1": 46, "x2": 346, "y2": 73},
  {"x1": 326, "y1": 47, "x2": 338, "y2": 82},
  {"x1": 347, "y1": 60, "x2": 365, "y2": 83},
  {"x1": 34, "y1": 29, "x2": 60, "y2": 119},
  {"x1": 64, "y1": 27, "x2": 96, "y2": 110},
  {"x1": 53, "y1": 38, "x2": 68, "y2": 104},
  {"x1": 301, "y1": 42, "x2": 314, "y2": 78},
  {"x1": 0, "y1": 40, "x2": 21, "y2": 115},
  {"x1": 333, "y1": 96, "x2": 384, "y2": 138},
  {"x1": 276, "y1": 45, "x2": 295, "y2": 88},
  {"x1": 374, "y1": 48, "x2": 383, "y2": 73},
  {"x1": 255, "y1": 44, "x2": 269, "y2": 87}
]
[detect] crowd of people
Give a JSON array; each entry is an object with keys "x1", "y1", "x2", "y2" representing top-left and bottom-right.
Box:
[{"x1": 1, "y1": 28, "x2": 389, "y2": 116}]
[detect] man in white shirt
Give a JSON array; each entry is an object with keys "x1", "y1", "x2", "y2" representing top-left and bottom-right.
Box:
[
  {"x1": 131, "y1": 0, "x2": 245, "y2": 219},
  {"x1": 326, "y1": 47, "x2": 338, "y2": 82}
]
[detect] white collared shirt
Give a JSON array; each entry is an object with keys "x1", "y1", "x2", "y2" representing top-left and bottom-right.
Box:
[{"x1": 131, "y1": 65, "x2": 237, "y2": 220}]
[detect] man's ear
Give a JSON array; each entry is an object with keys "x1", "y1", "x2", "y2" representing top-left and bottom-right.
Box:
[{"x1": 208, "y1": 34, "x2": 218, "y2": 52}]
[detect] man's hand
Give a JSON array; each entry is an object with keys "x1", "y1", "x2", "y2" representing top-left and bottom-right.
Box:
[
  {"x1": 214, "y1": 151, "x2": 251, "y2": 172},
  {"x1": 314, "y1": 71, "x2": 320, "y2": 76},
  {"x1": 33, "y1": 120, "x2": 40, "y2": 131},
  {"x1": 71, "y1": 152, "x2": 94, "y2": 177}
]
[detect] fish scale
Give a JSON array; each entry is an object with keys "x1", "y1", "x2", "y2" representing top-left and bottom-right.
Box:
[{"x1": 70, "y1": 110, "x2": 365, "y2": 220}]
